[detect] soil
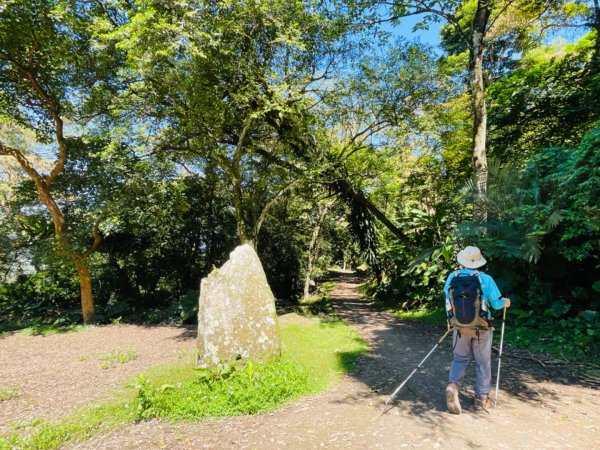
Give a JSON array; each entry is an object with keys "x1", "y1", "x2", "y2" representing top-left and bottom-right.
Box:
[{"x1": 1, "y1": 271, "x2": 599, "y2": 449}]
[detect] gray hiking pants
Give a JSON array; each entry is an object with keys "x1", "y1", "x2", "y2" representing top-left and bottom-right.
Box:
[{"x1": 449, "y1": 329, "x2": 493, "y2": 397}]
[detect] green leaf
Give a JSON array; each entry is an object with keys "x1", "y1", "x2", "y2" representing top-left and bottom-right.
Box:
[
  {"x1": 551, "y1": 301, "x2": 571, "y2": 317},
  {"x1": 581, "y1": 310, "x2": 598, "y2": 323}
]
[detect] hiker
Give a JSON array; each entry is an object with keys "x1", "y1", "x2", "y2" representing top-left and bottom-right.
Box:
[{"x1": 443, "y1": 246, "x2": 510, "y2": 414}]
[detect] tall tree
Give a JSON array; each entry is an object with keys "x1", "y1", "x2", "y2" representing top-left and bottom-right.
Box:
[
  {"x1": 99, "y1": 0, "x2": 350, "y2": 246},
  {"x1": 0, "y1": 1, "x2": 116, "y2": 322},
  {"x1": 356, "y1": 0, "x2": 579, "y2": 216}
]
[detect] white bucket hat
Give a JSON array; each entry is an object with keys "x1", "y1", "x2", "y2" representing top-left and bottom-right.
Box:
[{"x1": 456, "y1": 246, "x2": 487, "y2": 269}]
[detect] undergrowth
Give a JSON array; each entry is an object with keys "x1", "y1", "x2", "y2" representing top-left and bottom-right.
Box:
[
  {"x1": 362, "y1": 273, "x2": 600, "y2": 364},
  {"x1": 0, "y1": 319, "x2": 367, "y2": 450},
  {"x1": 133, "y1": 320, "x2": 366, "y2": 420},
  {"x1": 297, "y1": 281, "x2": 337, "y2": 316}
]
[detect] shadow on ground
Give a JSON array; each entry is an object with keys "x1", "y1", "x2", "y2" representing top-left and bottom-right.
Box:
[{"x1": 329, "y1": 271, "x2": 597, "y2": 420}]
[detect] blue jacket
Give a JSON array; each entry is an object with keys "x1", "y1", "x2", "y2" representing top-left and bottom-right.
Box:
[{"x1": 443, "y1": 268, "x2": 507, "y2": 319}]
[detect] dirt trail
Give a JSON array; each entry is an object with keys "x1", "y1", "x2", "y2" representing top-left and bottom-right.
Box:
[{"x1": 2, "y1": 272, "x2": 599, "y2": 449}]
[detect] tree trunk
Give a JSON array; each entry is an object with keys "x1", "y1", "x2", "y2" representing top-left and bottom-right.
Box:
[
  {"x1": 303, "y1": 204, "x2": 330, "y2": 300},
  {"x1": 73, "y1": 254, "x2": 95, "y2": 323},
  {"x1": 230, "y1": 172, "x2": 251, "y2": 246},
  {"x1": 0, "y1": 141, "x2": 96, "y2": 323},
  {"x1": 469, "y1": 0, "x2": 492, "y2": 221},
  {"x1": 593, "y1": 0, "x2": 600, "y2": 66}
]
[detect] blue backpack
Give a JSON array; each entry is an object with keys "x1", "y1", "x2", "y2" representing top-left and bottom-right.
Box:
[{"x1": 448, "y1": 271, "x2": 489, "y2": 333}]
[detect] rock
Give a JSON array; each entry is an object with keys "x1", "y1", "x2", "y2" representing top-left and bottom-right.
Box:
[{"x1": 197, "y1": 244, "x2": 281, "y2": 368}]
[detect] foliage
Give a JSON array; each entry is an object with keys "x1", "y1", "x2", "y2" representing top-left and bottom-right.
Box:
[
  {"x1": 459, "y1": 127, "x2": 600, "y2": 312},
  {"x1": 0, "y1": 270, "x2": 80, "y2": 325},
  {"x1": 370, "y1": 224, "x2": 457, "y2": 310},
  {"x1": 0, "y1": 0, "x2": 598, "y2": 359},
  {"x1": 488, "y1": 33, "x2": 600, "y2": 163},
  {"x1": 437, "y1": 0, "x2": 586, "y2": 79},
  {"x1": 369, "y1": 119, "x2": 599, "y2": 360},
  {"x1": 505, "y1": 313, "x2": 600, "y2": 362},
  {"x1": 452, "y1": 126, "x2": 600, "y2": 357}
]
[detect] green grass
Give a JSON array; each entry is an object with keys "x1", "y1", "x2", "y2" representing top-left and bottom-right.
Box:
[
  {"x1": 319, "y1": 281, "x2": 336, "y2": 293},
  {"x1": 133, "y1": 320, "x2": 367, "y2": 420},
  {"x1": 392, "y1": 306, "x2": 447, "y2": 325},
  {"x1": 0, "y1": 322, "x2": 84, "y2": 336},
  {"x1": 298, "y1": 294, "x2": 335, "y2": 316},
  {"x1": 79, "y1": 348, "x2": 139, "y2": 369},
  {"x1": 0, "y1": 319, "x2": 367, "y2": 449},
  {"x1": 0, "y1": 386, "x2": 19, "y2": 402},
  {"x1": 1, "y1": 401, "x2": 137, "y2": 450},
  {"x1": 502, "y1": 323, "x2": 600, "y2": 364}
]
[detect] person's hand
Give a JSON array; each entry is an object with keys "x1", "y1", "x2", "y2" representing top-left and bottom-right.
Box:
[
  {"x1": 503, "y1": 297, "x2": 511, "y2": 308},
  {"x1": 447, "y1": 323, "x2": 454, "y2": 332}
]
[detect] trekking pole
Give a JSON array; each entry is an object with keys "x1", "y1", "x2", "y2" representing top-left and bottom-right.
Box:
[
  {"x1": 385, "y1": 329, "x2": 450, "y2": 406},
  {"x1": 494, "y1": 306, "x2": 507, "y2": 407}
]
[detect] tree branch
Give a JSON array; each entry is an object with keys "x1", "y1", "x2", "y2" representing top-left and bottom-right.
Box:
[
  {"x1": 84, "y1": 217, "x2": 104, "y2": 258},
  {"x1": 94, "y1": 0, "x2": 119, "y2": 28},
  {"x1": 254, "y1": 178, "x2": 304, "y2": 238},
  {"x1": 18, "y1": 43, "x2": 67, "y2": 186}
]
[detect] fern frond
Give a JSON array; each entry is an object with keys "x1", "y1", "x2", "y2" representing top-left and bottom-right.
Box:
[
  {"x1": 546, "y1": 210, "x2": 563, "y2": 231},
  {"x1": 522, "y1": 234, "x2": 544, "y2": 263}
]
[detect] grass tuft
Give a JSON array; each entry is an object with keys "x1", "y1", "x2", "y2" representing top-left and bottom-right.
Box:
[
  {"x1": 0, "y1": 386, "x2": 20, "y2": 402},
  {"x1": 80, "y1": 348, "x2": 139, "y2": 369}
]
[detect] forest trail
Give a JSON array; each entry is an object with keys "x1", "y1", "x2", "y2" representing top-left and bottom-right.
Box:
[{"x1": 2, "y1": 271, "x2": 600, "y2": 449}]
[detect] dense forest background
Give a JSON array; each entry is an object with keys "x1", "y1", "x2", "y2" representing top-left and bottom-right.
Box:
[{"x1": 0, "y1": 0, "x2": 598, "y2": 355}]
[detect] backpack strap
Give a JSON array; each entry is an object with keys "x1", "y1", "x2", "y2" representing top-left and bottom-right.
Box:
[{"x1": 473, "y1": 271, "x2": 490, "y2": 314}]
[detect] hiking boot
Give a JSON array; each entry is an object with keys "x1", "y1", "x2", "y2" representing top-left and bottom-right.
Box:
[
  {"x1": 445, "y1": 383, "x2": 461, "y2": 415},
  {"x1": 474, "y1": 395, "x2": 491, "y2": 413}
]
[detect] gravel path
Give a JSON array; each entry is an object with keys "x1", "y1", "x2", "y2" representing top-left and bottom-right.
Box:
[
  {"x1": 1, "y1": 272, "x2": 599, "y2": 449},
  {"x1": 0, "y1": 324, "x2": 196, "y2": 435}
]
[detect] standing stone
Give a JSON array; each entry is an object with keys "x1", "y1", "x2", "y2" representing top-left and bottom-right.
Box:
[{"x1": 197, "y1": 244, "x2": 281, "y2": 368}]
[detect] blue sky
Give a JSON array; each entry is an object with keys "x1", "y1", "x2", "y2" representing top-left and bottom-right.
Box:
[
  {"x1": 391, "y1": 14, "x2": 443, "y2": 47},
  {"x1": 387, "y1": 12, "x2": 588, "y2": 49}
]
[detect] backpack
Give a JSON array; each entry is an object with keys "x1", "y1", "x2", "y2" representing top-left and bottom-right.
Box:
[{"x1": 448, "y1": 271, "x2": 489, "y2": 334}]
